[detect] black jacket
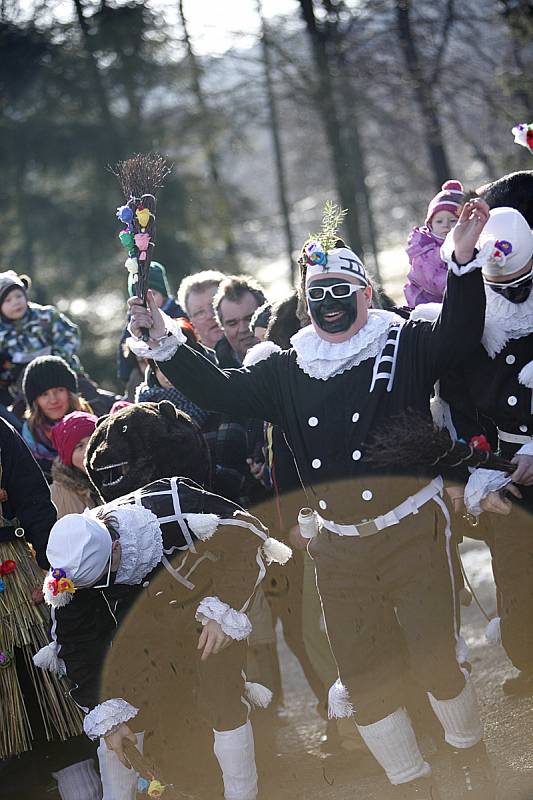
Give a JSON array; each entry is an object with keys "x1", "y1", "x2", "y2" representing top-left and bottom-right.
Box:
[{"x1": 0, "y1": 417, "x2": 56, "y2": 567}]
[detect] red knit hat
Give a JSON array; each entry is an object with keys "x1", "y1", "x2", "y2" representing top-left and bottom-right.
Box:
[
  {"x1": 51, "y1": 411, "x2": 98, "y2": 466},
  {"x1": 425, "y1": 180, "x2": 464, "y2": 225}
]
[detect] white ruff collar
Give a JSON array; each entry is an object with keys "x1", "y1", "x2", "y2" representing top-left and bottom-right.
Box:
[
  {"x1": 110, "y1": 504, "x2": 163, "y2": 585},
  {"x1": 290, "y1": 311, "x2": 401, "y2": 380},
  {"x1": 482, "y1": 285, "x2": 533, "y2": 358}
]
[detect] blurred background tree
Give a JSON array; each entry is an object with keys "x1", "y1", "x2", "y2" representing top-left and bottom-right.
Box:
[{"x1": 0, "y1": 0, "x2": 531, "y2": 389}]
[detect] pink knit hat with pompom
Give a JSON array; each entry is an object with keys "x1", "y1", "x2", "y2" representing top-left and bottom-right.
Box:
[{"x1": 425, "y1": 180, "x2": 464, "y2": 225}]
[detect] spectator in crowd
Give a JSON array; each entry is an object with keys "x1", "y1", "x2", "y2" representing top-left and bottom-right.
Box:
[
  {"x1": 21, "y1": 356, "x2": 92, "y2": 481},
  {"x1": 250, "y1": 302, "x2": 272, "y2": 343},
  {"x1": 177, "y1": 269, "x2": 225, "y2": 350},
  {"x1": 403, "y1": 180, "x2": 465, "y2": 307},
  {"x1": 213, "y1": 275, "x2": 267, "y2": 367},
  {"x1": 50, "y1": 411, "x2": 99, "y2": 518}
]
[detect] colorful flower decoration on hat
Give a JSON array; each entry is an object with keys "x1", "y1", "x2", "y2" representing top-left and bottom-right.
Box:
[
  {"x1": 0, "y1": 650, "x2": 13, "y2": 669},
  {"x1": 44, "y1": 568, "x2": 76, "y2": 607},
  {"x1": 0, "y1": 559, "x2": 17, "y2": 575},
  {"x1": 494, "y1": 240, "x2": 513, "y2": 256},
  {"x1": 304, "y1": 240, "x2": 328, "y2": 267},
  {"x1": 469, "y1": 434, "x2": 491, "y2": 453},
  {"x1": 512, "y1": 122, "x2": 533, "y2": 155}
]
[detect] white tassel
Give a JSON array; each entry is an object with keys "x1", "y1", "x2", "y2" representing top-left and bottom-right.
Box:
[
  {"x1": 262, "y1": 537, "x2": 292, "y2": 565},
  {"x1": 518, "y1": 360, "x2": 533, "y2": 390},
  {"x1": 485, "y1": 617, "x2": 501, "y2": 644},
  {"x1": 328, "y1": 678, "x2": 353, "y2": 719},
  {"x1": 185, "y1": 513, "x2": 219, "y2": 540},
  {"x1": 33, "y1": 642, "x2": 66, "y2": 676},
  {"x1": 244, "y1": 681, "x2": 273, "y2": 708}
]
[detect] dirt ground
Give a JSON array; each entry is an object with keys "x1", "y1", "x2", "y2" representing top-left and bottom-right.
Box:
[{"x1": 2, "y1": 538, "x2": 533, "y2": 800}]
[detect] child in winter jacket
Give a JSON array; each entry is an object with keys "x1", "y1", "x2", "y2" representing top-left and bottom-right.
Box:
[
  {"x1": 0, "y1": 271, "x2": 81, "y2": 405},
  {"x1": 50, "y1": 411, "x2": 99, "y2": 518},
  {"x1": 403, "y1": 180, "x2": 464, "y2": 307}
]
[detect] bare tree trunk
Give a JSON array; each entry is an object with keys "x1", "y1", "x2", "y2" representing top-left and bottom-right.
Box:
[
  {"x1": 72, "y1": 0, "x2": 119, "y2": 152},
  {"x1": 395, "y1": 0, "x2": 452, "y2": 187},
  {"x1": 178, "y1": 0, "x2": 238, "y2": 267},
  {"x1": 258, "y1": 1, "x2": 296, "y2": 284},
  {"x1": 297, "y1": 0, "x2": 364, "y2": 255}
]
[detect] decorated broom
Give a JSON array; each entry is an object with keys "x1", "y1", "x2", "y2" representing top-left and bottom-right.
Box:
[
  {"x1": 365, "y1": 410, "x2": 516, "y2": 474},
  {"x1": 111, "y1": 154, "x2": 171, "y2": 340}
]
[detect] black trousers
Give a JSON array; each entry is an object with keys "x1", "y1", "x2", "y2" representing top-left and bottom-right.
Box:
[{"x1": 308, "y1": 503, "x2": 465, "y2": 726}]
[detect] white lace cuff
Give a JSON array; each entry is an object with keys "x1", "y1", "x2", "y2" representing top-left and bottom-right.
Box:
[
  {"x1": 195, "y1": 596, "x2": 252, "y2": 640},
  {"x1": 126, "y1": 312, "x2": 186, "y2": 361},
  {"x1": 83, "y1": 698, "x2": 139, "y2": 740},
  {"x1": 464, "y1": 468, "x2": 512, "y2": 516},
  {"x1": 517, "y1": 441, "x2": 533, "y2": 457}
]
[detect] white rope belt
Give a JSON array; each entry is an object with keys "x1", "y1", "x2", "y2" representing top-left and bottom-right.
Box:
[
  {"x1": 317, "y1": 476, "x2": 444, "y2": 537},
  {"x1": 497, "y1": 428, "x2": 533, "y2": 445}
]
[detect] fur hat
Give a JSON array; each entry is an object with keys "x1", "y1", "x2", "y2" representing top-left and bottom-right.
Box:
[
  {"x1": 0, "y1": 270, "x2": 31, "y2": 307},
  {"x1": 51, "y1": 411, "x2": 98, "y2": 466},
  {"x1": 425, "y1": 180, "x2": 464, "y2": 225},
  {"x1": 128, "y1": 261, "x2": 170, "y2": 298},
  {"x1": 478, "y1": 207, "x2": 533, "y2": 279},
  {"x1": 23, "y1": 356, "x2": 78, "y2": 407}
]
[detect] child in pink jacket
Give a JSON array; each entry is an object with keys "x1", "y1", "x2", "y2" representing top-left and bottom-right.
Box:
[{"x1": 404, "y1": 180, "x2": 464, "y2": 307}]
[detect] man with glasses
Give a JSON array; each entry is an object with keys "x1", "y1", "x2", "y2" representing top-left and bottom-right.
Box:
[
  {"x1": 441, "y1": 206, "x2": 533, "y2": 698},
  {"x1": 127, "y1": 198, "x2": 497, "y2": 799},
  {"x1": 177, "y1": 270, "x2": 225, "y2": 350}
]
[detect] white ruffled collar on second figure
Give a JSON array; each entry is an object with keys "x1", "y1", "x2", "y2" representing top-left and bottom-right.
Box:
[
  {"x1": 290, "y1": 310, "x2": 401, "y2": 380},
  {"x1": 101, "y1": 503, "x2": 164, "y2": 585},
  {"x1": 482, "y1": 286, "x2": 533, "y2": 358}
]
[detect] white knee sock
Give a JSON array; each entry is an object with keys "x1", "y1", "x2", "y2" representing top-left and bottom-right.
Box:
[
  {"x1": 97, "y1": 732, "x2": 144, "y2": 800},
  {"x1": 213, "y1": 720, "x2": 258, "y2": 800},
  {"x1": 356, "y1": 707, "x2": 431, "y2": 786},
  {"x1": 52, "y1": 758, "x2": 103, "y2": 800},
  {"x1": 428, "y1": 678, "x2": 483, "y2": 749}
]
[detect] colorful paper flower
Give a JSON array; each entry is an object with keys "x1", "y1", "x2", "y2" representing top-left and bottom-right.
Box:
[
  {"x1": 0, "y1": 559, "x2": 17, "y2": 575},
  {"x1": 136, "y1": 207, "x2": 152, "y2": 228},
  {"x1": 304, "y1": 241, "x2": 328, "y2": 267},
  {"x1": 494, "y1": 239, "x2": 512, "y2": 256},
  {"x1": 119, "y1": 230, "x2": 135, "y2": 250},
  {"x1": 57, "y1": 577, "x2": 76, "y2": 594},
  {"x1": 0, "y1": 579, "x2": 4, "y2": 593},
  {"x1": 124, "y1": 257, "x2": 139, "y2": 274},
  {"x1": 147, "y1": 779, "x2": 165, "y2": 798},
  {"x1": 137, "y1": 776, "x2": 150, "y2": 794},
  {"x1": 512, "y1": 122, "x2": 533, "y2": 154},
  {"x1": 52, "y1": 567, "x2": 66, "y2": 580},
  {"x1": 469, "y1": 435, "x2": 491, "y2": 453},
  {"x1": 116, "y1": 205, "x2": 134, "y2": 223},
  {"x1": 0, "y1": 650, "x2": 13, "y2": 668}
]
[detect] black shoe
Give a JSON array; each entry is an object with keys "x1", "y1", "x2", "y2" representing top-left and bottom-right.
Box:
[
  {"x1": 502, "y1": 670, "x2": 533, "y2": 697},
  {"x1": 447, "y1": 741, "x2": 495, "y2": 799},
  {"x1": 391, "y1": 777, "x2": 442, "y2": 799}
]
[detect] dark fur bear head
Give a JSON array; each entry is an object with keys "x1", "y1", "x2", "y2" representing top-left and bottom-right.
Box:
[
  {"x1": 85, "y1": 401, "x2": 211, "y2": 501},
  {"x1": 476, "y1": 170, "x2": 533, "y2": 227}
]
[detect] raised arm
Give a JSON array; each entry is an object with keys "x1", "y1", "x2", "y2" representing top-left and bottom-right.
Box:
[{"x1": 127, "y1": 291, "x2": 284, "y2": 425}]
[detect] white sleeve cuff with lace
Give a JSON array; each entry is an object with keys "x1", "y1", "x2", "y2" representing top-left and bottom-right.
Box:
[
  {"x1": 464, "y1": 467, "x2": 512, "y2": 516},
  {"x1": 195, "y1": 596, "x2": 252, "y2": 640},
  {"x1": 83, "y1": 698, "x2": 139, "y2": 740},
  {"x1": 126, "y1": 311, "x2": 186, "y2": 361}
]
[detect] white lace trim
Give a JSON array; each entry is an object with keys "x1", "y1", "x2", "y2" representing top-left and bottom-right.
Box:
[
  {"x1": 83, "y1": 698, "x2": 139, "y2": 740},
  {"x1": 441, "y1": 237, "x2": 493, "y2": 276},
  {"x1": 105, "y1": 504, "x2": 163, "y2": 585},
  {"x1": 243, "y1": 341, "x2": 281, "y2": 367},
  {"x1": 127, "y1": 312, "x2": 186, "y2": 361},
  {"x1": 482, "y1": 284, "x2": 533, "y2": 358},
  {"x1": 195, "y1": 596, "x2": 252, "y2": 640},
  {"x1": 290, "y1": 311, "x2": 400, "y2": 380},
  {"x1": 464, "y1": 468, "x2": 512, "y2": 516}
]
